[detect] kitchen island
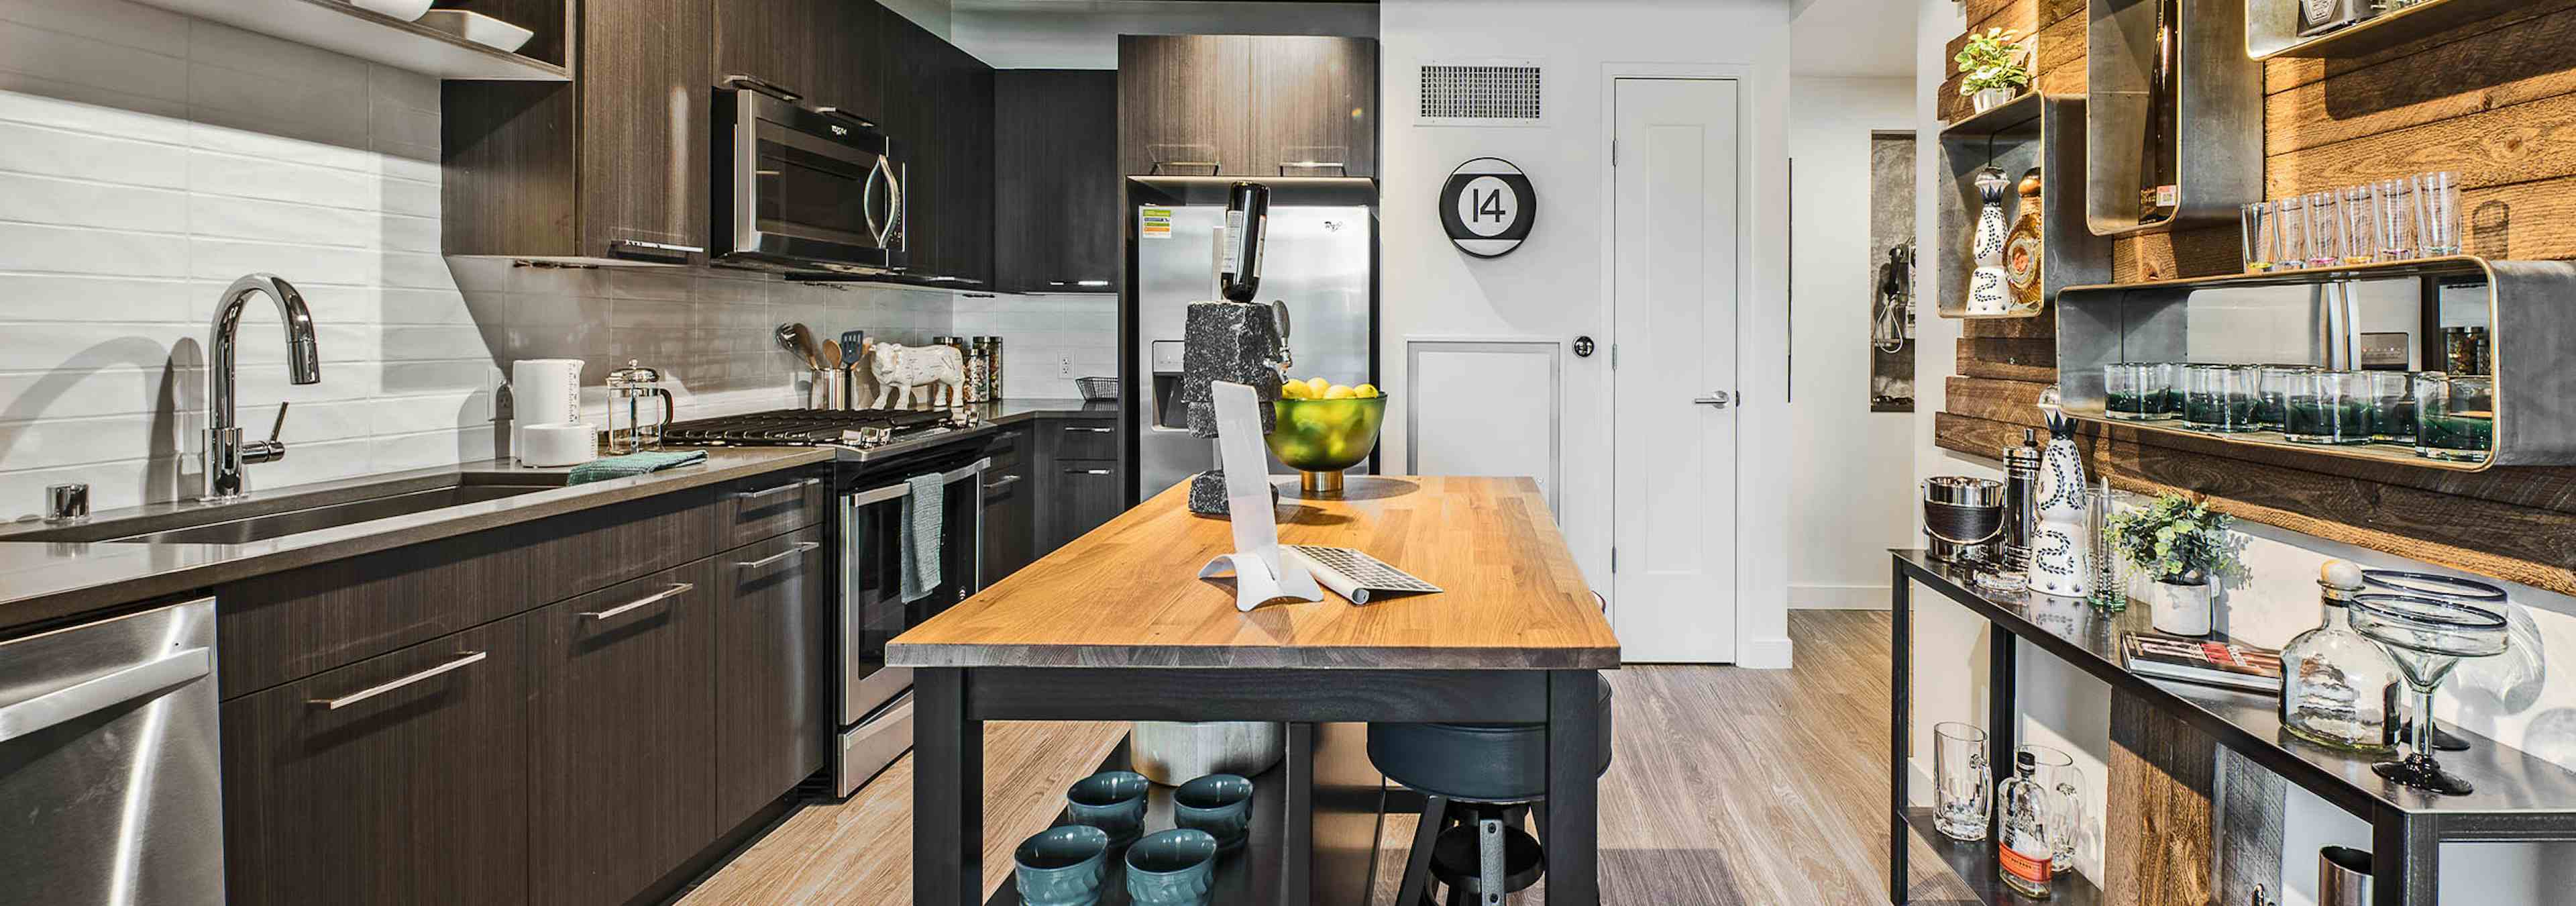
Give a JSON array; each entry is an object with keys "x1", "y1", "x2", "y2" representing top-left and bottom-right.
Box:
[{"x1": 887, "y1": 474, "x2": 1619, "y2": 904}]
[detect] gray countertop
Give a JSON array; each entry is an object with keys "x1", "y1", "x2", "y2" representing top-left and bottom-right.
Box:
[{"x1": 0, "y1": 398, "x2": 1116, "y2": 635}]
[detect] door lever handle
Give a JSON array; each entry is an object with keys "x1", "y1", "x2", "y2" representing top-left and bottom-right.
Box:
[{"x1": 1692, "y1": 391, "x2": 1733, "y2": 409}]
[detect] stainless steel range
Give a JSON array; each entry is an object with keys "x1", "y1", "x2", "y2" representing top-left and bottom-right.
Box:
[{"x1": 665, "y1": 407, "x2": 989, "y2": 796}]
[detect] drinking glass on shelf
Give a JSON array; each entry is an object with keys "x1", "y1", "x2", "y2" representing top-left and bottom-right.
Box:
[
  {"x1": 2240, "y1": 201, "x2": 2277, "y2": 272},
  {"x1": 2183, "y1": 364, "x2": 2260, "y2": 433},
  {"x1": 2341, "y1": 185, "x2": 2379, "y2": 264},
  {"x1": 2375, "y1": 177, "x2": 2417, "y2": 260},
  {"x1": 1935, "y1": 722, "x2": 1992, "y2": 842},
  {"x1": 2102, "y1": 362, "x2": 2169, "y2": 421},
  {"x1": 2018, "y1": 744, "x2": 2086, "y2": 870},
  {"x1": 2286, "y1": 370, "x2": 2373, "y2": 446},
  {"x1": 2418, "y1": 171, "x2": 2462, "y2": 256},
  {"x1": 2276, "y1": 195, "x2": 2310, "y2": 270},
  {"x1": 2085, "y1": 482, "x2": 2128, "y2": 611},
  {"x1": 2365, "y1": 370, "x2": 2418, "y2": 443},
  {"x1": 2255, "y1": 365, "x2": 2312, "y2": 430},
  {"x1": 2415, "y1": 372, "x2": 2493, "y2": 462},
  {"x1": 2306, "y1": 191, "x2": 2345, "y2": 268}
]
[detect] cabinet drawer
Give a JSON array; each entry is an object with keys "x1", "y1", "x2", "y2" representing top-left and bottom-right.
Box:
[
  {"x1": 1049, "y1": 419, "x2": 1118, "y2": 459},
  {"x1": 519, "y1": 486, "x2": 721, "y2": 606},
  {"x1": 986, "y1": 427, "x2": 1026, "y2": 471},
  {"x1": 715, "y1": 470, "x2": 827, "y2": 549},
  {"x1": 218, "y1": 529, "x2": 527, "y2": 697},
  {"x1": 531, "y1": 560, "x2": 717, "y2": 906},
  {"x1": 223, "y1": 611, "x2": 533, "y2": 906}
]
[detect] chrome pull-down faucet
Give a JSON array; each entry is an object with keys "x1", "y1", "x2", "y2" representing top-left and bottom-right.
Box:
[{"x1": 205, "y1": 274, "x2": 321, "y2": 501}]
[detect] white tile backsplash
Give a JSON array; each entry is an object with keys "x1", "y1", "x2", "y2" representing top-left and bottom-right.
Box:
[{"x1": 951, "y1": 293, "x2": 1119, "y2": 399}]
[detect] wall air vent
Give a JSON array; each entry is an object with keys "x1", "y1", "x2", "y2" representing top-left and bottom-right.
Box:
[{"x1": 1416, "y1": 59, "x2": 1545, "y2": 127}]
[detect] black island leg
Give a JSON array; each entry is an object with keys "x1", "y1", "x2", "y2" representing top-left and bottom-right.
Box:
[
  {"x1": 1889, "y1": 560, "x2": 1911, "y2": 904},
  {"x1": 1546, "y1": 669, "x2": 1602, "y2": 904},
  {"x1": 915, "y1": 667, "x2": 983, "y2": 905}
]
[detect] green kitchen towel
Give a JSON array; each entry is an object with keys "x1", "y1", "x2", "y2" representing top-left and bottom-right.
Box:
[{"x1": 566, "y1": 450, "x2": 708, "y2": 485}]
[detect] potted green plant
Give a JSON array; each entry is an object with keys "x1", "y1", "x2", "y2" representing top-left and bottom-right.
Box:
[
  {"x1": 1955, "y1": 27, "x2": 2031, "y2": 115},
  {"x1": 2106, "y1": 493, "x2": 2245, "y2": 636}
]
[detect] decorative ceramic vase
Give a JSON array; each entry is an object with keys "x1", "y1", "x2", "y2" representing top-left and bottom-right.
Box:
[
  {"x1": 2030, "y1": 404, "x2": 2091, "y2": 598},
  {"x1": 1973, "y1": 86, "x2": 2017, "y2": 113},
  {"x1": 1967, "y1": 166, "x2": 2015, "y2": 315},
  {"x1": 2151, "y1": 578, "x2": 2214, "y2": 636}
]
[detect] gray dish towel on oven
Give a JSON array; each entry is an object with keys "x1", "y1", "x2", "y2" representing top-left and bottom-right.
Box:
[{"x1": 899, "y1": 471, "x2": 943, "y2": 603}]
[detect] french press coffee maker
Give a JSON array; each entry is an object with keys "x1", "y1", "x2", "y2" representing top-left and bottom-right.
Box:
[{"x1": 604, "y1": 360, "x2": 675, "y2": 454}]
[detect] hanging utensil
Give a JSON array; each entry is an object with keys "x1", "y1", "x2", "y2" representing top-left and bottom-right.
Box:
[{"x1": 775, "y1": 323, "x2": 815, "y2": 369}]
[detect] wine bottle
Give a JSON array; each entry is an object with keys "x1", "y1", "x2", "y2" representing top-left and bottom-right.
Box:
[{"x1": 2136, "y1": 0, "x2": 2179, "y2": 225}]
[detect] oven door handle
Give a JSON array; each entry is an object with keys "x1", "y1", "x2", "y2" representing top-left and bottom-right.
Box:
[{"x1": 847, "y1": 457, "x2": 995, "y2": 506}]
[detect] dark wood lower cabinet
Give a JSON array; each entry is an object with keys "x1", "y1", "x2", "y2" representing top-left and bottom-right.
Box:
[
  {"x1": 983, "y1": 428, "x2": 1036, "y2": 585},
  {"x1": 1045, "y1": 460, "x2": 1123, "y2": 551},
  {"x1": 530, "y1": 560, "x2": 719, "y2": 906},
  {"x1": 715, "y1": 523, "x2": 833, "y2": 829},
  {"x1": 222, "y1": 613, "x2": 535, "y2": 906}
]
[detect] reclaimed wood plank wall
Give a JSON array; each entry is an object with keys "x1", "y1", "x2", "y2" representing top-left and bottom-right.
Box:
[{"x1": 1934, "y1": 0, "x2": 2576, "y2": 598}]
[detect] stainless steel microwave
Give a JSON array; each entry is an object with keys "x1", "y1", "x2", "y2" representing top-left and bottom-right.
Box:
[{"x1": 712, "y1": 83, "x2": 906, "y2": 275}]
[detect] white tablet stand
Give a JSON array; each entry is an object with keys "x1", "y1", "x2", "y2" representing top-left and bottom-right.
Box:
[{"x1": 1195, "y1": 381, "x2": 1322, "y2": 611}]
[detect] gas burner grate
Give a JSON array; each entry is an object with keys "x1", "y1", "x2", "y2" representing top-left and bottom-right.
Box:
[{"x1": 661, "y1": 409, "x2": 953, "y2": 447}]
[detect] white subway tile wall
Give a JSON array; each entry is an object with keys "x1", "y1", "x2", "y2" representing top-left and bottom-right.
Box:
[
  {"x1": 950, "y1": 293, "x2": 1119, "y2": 399},
  {"x1": 0, "y1": 0, "x2": 956, "y2": 515}
]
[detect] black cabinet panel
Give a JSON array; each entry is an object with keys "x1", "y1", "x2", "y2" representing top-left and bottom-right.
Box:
[
  {"x1": 223, "y1": 615, "x2": 535, "y2": 906},
  {"x1": 714, "y1": 523, "x2": 832, "y2": 828},
  {"x1": 530, "y1": 560, "x2": 718, "y2": 906},
  {"x1": 982, "y1": 427, "x2": 1036, "y2": 585},
  {"x1": 996, "y1": 69, "x2": 1118, "y2": 293},
  {"x1": 1044, "y1": 459, "x2": 1122, "y2": 551}
]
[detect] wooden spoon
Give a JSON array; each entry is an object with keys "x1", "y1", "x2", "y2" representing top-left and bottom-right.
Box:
[{"x1": 821, "y1": 340, "x2": 843, "y2": 370}]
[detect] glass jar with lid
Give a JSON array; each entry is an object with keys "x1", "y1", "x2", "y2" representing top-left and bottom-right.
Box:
[
  {"x1": 2279, "y1": 560, "x2": 2400, "y2": 753},
  {"x1": 604, "y1": 360, "x2": 675, "y2": 455}
]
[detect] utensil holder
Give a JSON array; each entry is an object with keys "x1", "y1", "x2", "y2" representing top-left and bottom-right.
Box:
[{"x1": 810, "y1": 368, "x2": 847, "y2": 410}]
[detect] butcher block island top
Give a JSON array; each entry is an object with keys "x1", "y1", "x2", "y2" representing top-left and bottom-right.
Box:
[{"x1": 886, "y1": 475, "x2": 1620, "y2": 670}]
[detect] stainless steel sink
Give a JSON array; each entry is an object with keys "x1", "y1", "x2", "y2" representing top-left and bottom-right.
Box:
[{"x1": 10, "y1": 472, "x2": 569, "y2": 546}]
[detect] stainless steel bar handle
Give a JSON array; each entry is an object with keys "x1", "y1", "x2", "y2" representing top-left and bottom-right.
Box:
[
  {"x1": 0, "y1": 646, "x2": 211, "y2": 743},
  {"x1": 849, "y1": 457, "x2": 999, "y2": 505},
  {"x1": 737, "y1": 541, "x2": 822, "y2": 570},
  {"x1": 309, "y1": 651, "x2": 488, "y2": 711},
  {"x1": 582, "y1": 583, "x2": 694, "y2": 621},
  {"x1": 983, "y1": 474, "x2": 1023, "y2": 490},
  {"x1": 1692, "y1": 391, "x2": 1733, "y2": 409},
  {"x1": 1067, "y1": 468, "x2": 1113, "y2": 475},
  {"x1": 736, "y1": 478, "x2": 818, "y2": 501},
  {"x1": 1065, "y1": 426, "x2": 1114, "y2": 434}
]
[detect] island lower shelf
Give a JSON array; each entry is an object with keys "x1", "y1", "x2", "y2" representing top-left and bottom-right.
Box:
[{"x1": 985, "y1": 741, "x2": 1291, "y2": 906}]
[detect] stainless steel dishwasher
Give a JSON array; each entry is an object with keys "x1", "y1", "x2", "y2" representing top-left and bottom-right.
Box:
[{"x1": 0, "y1": 597, "x2": 223, "y2": 905}]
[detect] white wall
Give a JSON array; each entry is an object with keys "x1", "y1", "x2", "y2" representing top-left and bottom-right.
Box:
[
  {"x1": 1786, "y1": 74, "x2": 1915, "y2": 609},
  {"x1": 952, "y1": 0, "x2": 1375, "y2": 70},
  {"x1": 949, "y1": 293, "x2": 1117, "y2": 399},
  {"x1": 1378, "y1": 0, "x2": 1796, "y2": 666},
  {"x1": 0, "y1": 0, "x2": 952, "y2": 517}
]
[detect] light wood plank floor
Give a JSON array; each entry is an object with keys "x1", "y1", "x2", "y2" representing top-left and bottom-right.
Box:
[{"x1": 678, "y1": 611, "x2": 1973, "y2": 904}]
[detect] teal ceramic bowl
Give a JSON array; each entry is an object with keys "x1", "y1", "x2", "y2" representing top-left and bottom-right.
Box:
[
  {"x1": 1172, "y1": 774, "x2": 1255, "y2": 850},
  {"x1": 1124, "y1": 829, "x2": 1219, "y2": 906},
  {"x1": 1064, "y1": 770, "x2": 1150, "y2": 846},
  {"x1": 1012, "y1": 825, "x2": 1109, "y2": 906}
]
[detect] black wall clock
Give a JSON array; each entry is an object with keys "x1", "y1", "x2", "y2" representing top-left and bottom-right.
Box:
[{"x1": 1440, "y1": 157, "x2": 1536, "y2": 258}]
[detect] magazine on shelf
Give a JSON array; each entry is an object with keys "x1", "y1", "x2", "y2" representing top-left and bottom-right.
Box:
[{"x1": 2121, "y1": 632, "x2": 2283, "y2": 693}]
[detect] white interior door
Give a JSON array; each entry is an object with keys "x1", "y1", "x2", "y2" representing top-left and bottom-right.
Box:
[{"x1": 1611, "y1": 77, "x2": 1741, "y2": 663}]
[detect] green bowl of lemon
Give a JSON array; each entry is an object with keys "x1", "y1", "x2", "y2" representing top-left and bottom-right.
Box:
[{"x1": 1267, "y1": 376, "x2": 1385, "y2": 494}]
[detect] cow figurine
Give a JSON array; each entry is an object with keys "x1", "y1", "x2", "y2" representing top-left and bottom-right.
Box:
[{"x1": 869, "y1": 342, "x2": 966, "y2": 409}]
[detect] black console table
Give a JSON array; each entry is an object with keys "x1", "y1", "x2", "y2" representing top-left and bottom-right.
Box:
[{"x1": 1888, "y1": 550, "x2": 2576, "y2": 906}]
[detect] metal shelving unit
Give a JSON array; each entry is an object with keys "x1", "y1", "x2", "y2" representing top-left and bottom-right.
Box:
[
  {"x1": 2249, "y1": 0, "x2": 2529, "y2": 60},
  {"x1": 2086, "y1": 0, "x2": 2262, "y2": 236},
  {"x1": 1889, "y1": 551, "x2": 2576, "y2": 905},
  {"x1": 1935, "y1": 94, "x2": 2112, "y2": 319}
]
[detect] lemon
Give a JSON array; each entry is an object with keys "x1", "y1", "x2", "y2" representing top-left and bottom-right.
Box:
[
  {"x1": 1281, "y1": 381, "x2": 1311, "y2": 399},
  {"x1": 1307, "y1": 376, "x2": 1330, "y2": 394},
  {"x1": 1324, "y1": 384, "x2": 1354, "y2": 399},
  {"x1": 1352, "y1": 383, "x2": 1379, "y2": 398}
]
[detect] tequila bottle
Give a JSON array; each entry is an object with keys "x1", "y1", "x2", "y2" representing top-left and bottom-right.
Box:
[
  {"x1": 1996, "y1": 751, "x2": 2055, "y2": 899},
  {"x1": 2279, "y1": 560, "x2": 2400, "y2": 752}
]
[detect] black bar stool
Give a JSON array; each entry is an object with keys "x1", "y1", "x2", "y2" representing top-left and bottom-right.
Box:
[{"x1": 1368, "y1": 672, "x2": 1613, "y2": 905}]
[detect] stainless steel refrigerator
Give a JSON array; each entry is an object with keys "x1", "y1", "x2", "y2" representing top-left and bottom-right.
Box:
[{"x1": 1123, "y1": 177, "x2": 1378, "y2": 503}]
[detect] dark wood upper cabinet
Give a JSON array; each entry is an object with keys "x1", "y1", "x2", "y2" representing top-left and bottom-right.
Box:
[
  {"x1": 1250, "y1": 37, "x2": 1376, "y2": 178},
  {"x1": 878, "y1": 11, "x2": 946, "y2": 278},
  {"x1": 445, "y1": 0, "x2": 712, "y2": 262},
  {"x1": 995, "y1": 69, "x2": 1118, "y2": 293},
  {"x1": 223, "y1": 614, "x2": 535, "y2": 906},
  {"x1": 714, "y1": 524, "x2": 832, "y2": 829},
  {"x1": 529, "y1": 561, "x2": 718, "y2": 906},
  {"x1": 1117, "y1": 34, "x2": 1254, "y2": 177},
  {"x1": 820, "y1": 0, "x2": 889, "y2": 122}
]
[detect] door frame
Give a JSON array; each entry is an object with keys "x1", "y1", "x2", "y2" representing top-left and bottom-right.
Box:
[{"x1": 1595, "y1": 62, "x2": 1789, "y2": 668}]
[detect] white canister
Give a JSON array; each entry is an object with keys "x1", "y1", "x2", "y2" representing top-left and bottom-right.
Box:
[
  {"x1": 2150, "y1": 578, "x2": 2214, "y2": 636},
  {"x1": 520, "y1": 422, "x2": 598, "y2": 468},
  {"x1": 513, "y1": 358, "x2": 584, "y2": 462}
]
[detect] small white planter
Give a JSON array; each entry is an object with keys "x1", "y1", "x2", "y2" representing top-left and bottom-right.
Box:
[
  {"x1": 2149, "y1": 578, "x2": 2214, "y2": 636},
  {"x1": 1972, "y1": 87, "x2": 2018, "y2": 114}
]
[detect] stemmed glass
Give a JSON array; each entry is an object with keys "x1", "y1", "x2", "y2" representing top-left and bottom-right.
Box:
[{"x1": 2349, "y1": 593, "x2": 2510, "y2": 796}]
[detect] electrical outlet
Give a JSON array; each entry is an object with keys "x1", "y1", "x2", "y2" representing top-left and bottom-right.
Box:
[{"x1": 1058, "y1": 354, "x2": 1072, "y2": 378}]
